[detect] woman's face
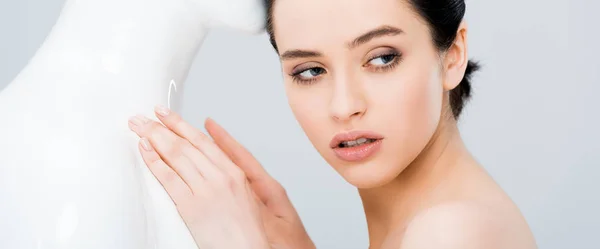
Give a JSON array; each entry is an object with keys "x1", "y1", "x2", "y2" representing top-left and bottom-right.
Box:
[{"x1": 272, "y1": 0, "x2": 454, "y2": 188}]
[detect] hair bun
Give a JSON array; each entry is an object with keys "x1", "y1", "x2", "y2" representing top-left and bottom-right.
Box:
[{"x1": 449, "y1": 60, "x2": 480, "y2": 119}]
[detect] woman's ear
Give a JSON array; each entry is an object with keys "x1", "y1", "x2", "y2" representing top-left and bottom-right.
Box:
[{"x1": 443, "y1": 21, "x2": 469, "y2": 91}]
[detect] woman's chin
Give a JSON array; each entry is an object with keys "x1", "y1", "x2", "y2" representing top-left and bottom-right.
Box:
[{"x1": 335, "y1": 160, "x2": 404, "y2": 189}]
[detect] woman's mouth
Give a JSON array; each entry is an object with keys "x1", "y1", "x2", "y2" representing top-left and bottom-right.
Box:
[
  {"x1": 338, "y1": 138, "x2": 379, "y2": 148},
  {"x1": 330, "y1": 131, "x2": 384, "y2": 162}
]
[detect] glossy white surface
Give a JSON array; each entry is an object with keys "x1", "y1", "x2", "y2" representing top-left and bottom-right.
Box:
[{"x1": 0, "y1": 0, "x2": 266, "y2": 248}]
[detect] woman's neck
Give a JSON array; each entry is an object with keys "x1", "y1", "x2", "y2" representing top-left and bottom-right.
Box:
[
  {"x1": 358, "y1": 118, "x2": 475, "y2": 247},
  {"x1": 10, "y1": 0, "x2": 209, "y2": 117}
]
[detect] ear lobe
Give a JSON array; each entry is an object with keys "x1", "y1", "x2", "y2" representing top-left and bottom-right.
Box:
[{"x1": 443, "y1": 21, "x2": 469, "y2": 91}]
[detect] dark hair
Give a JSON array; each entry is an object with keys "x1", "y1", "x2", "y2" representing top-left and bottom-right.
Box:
[{"x1": 264, "y1": 0, "x2": 480, "y2": 119}]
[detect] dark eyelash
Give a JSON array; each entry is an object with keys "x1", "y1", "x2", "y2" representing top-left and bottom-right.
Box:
[
  {"x1": 292, "y1": 77, "x2": 319, "y2": 85},
  {"x1": 367, "y1": 52, "x2": 402, "y2": 72},
  {"x1": 367, "y1": 51, "x2": 399, "y2": 62},
  {"x1": 289, "y1": 67, "x2": 324, "y2": 85}
]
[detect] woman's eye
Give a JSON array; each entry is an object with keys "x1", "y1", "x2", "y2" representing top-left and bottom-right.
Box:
[
  {"x1": 368, "y1": 54, "x2": 398, "y2": 66},
  {"x1": 290, "y1": 66, "x2": 326, "y2": 85},
  {"x1": 296, "y1": 67, "x2": 325, "y2": 79}
]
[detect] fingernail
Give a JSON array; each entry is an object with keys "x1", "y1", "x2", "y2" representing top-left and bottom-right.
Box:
[
  {"x1": 155, "y1": 105, "x2": 170, "y2": 116},
  {"x1": 129, "y1": 116, "x2": 144, "y2": 127},
  {"x1": 129, "y1": 115, "x2": 150, "y2": 128},
  {"x1": 128, "y1": 120, "x2": 138, "y2": 131},
  {"x1": 136, "y1": 115, "x2": 151, "y2": 123},
  {"x1": 140, "y1": 138, "x2": 153, "y2": 151}
]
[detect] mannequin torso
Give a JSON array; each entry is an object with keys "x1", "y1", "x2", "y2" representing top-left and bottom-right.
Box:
[{"x1": 0, "y1": 0, "x2": 265, "y2": 248}]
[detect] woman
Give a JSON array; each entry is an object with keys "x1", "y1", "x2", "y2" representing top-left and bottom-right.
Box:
[{"x1": 127, "y1": 0, "x2": 538, "y2": 248}]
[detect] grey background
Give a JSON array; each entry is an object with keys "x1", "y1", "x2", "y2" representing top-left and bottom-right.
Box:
[{"x1": 1, "y1": 0, "x2": 598, "y2": 248}]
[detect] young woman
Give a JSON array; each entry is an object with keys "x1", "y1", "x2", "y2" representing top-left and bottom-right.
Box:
[{"x1": 127, "y1": 0, "x2": 538, "y2": 248}]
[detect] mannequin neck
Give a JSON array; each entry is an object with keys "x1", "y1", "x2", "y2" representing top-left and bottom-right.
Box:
[{"x1": 15, "y1": 0, "x2": 210, "y2": 114}]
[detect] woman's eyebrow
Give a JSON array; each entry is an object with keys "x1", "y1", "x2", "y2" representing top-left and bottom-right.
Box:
[
  {"x1": 280, "y1": 49, "x2": 322, "y2": 61},
  {"x1": 279, "y1": 25, "x2": 402, "y2": 60},
  {"x1": 348, "y1": 25, "x2": 404, "y2": 49}
]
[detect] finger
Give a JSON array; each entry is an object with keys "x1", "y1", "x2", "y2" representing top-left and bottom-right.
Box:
[
  {"x1": 137, "y1": 112, "x2": 222, "y2": 179},
  {"x1": 204, "y1": 118, "x2": 289, "y2": 207},
  {"x1": 204, "y1": 117, "x2": 273, "y2": 185},
  {"x1": 129, "y1": 115, "x2": 204, "y2": 189},
  {"x1": 153, "y1": 106, "x2": 240, "y2": 176},
  {"x1": 138, "y1": 137, "x2": 193, "y2": 205}
]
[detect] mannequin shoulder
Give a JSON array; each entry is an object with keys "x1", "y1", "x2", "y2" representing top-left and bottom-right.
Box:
[{"x1": 399, "y1": 201, "x2": 536, "y2": 249}]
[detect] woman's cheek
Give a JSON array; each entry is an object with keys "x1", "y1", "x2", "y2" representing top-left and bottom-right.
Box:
[
  {"x1": 379, "y1": 70, "x2": 442, "y2": 162},
  {"x1": 403, "y1": 74, "x2": 441, "y2": 132}
]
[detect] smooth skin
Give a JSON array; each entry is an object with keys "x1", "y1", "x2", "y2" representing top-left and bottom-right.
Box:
[
  {"x1": 273, "y1": 0, "x2": 536, "y2": 248},
  {"x1": 127, "y1": 0, "x2": 537, "y2": 247},
  {"x1": 128, "y1": 106, "x2": 314, "y2": 249}
]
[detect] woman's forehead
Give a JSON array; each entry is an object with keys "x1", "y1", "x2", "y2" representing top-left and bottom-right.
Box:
[{"x1": 272, "y1": 0, "x2": 423, "y2": 51}]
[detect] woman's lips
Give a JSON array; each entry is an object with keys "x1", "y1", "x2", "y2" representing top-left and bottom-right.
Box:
[
  {"x1": 330, "y1": 130, "x2": 384, "y2": 162},
  {"x1": 332, "y1": 139, "x2": 383, "y2": 162}
]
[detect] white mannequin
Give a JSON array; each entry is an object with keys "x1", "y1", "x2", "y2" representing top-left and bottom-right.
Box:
[{"x1": 0, "y1": 0, "x2": 265, "y2": 248}]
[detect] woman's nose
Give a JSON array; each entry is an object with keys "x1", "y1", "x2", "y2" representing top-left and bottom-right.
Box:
[{"x1": 329, "y1": 79, "x2": 367, "y2": 122}]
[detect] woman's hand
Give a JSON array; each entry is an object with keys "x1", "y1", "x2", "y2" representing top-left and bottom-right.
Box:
[
  {"x1": 204, "y1": 115, "x2": 316, "y2": 249},
  {"x1": 127, "y1": 106, "x2": 270, "y2": 249},
  {"x1": 128, "y1": 105, "x2": 315, "y2": 249}
]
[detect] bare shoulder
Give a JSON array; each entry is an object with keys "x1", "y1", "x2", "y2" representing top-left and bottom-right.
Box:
[{"x1": 399, "y1": 201, "x2": 537, "y2": 249}]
